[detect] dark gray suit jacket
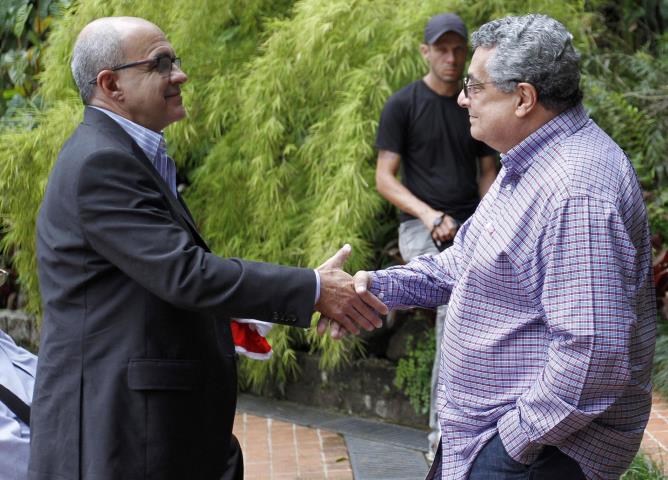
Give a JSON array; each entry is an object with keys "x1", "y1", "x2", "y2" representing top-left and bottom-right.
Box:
[{"x1": 29, "y1": 107, "x2": 316, "y2": 480}]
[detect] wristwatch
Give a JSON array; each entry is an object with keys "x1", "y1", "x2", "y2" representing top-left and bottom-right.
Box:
[{"x1": 433, "y1": 214, "x2": 460, "y2": 230}]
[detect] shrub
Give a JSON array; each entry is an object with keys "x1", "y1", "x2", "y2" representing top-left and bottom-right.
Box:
[{"x1": 394, "y1": 328, "x2": 436, "y2": 415}]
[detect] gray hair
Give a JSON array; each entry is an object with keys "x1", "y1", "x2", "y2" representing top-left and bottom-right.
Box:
[
  {"x1": 471, "y1": 14, "x2": 582, "y2": 112},
  {"x1": 71, "y1": 21, "x2": 125, "y2": 104}
]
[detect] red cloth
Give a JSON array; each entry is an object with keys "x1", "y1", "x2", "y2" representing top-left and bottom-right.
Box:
[{"x1": 230, "y1": 320, "x2": 272, "y2": 360}]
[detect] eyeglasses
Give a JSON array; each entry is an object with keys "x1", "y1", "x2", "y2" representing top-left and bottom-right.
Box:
[
  {"x1": 0, "y1": 268, "x2": 7, "y2": 287},
  {"x1": 462, "y1": 76, "x2": 495, "y2": 98},
  {"x1": 87, "y1": 55, "x2": 181, "y2": 85},
  {"x1": 462, "y1": 76, "x2": 525, "y2": 98}
]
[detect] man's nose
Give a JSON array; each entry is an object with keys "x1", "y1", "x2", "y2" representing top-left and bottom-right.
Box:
[
  {"x1": 170, "y1": 65, "x2": 188, "y2": 84},
  {"x1": 457, "y1": 89, "x2": 468, "y2": 108}
]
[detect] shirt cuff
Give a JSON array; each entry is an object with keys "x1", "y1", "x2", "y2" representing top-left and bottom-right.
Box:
[
  {"x1": 313, "y1": 269, "x2": 320, "y2": 305},
  {"x1": 497, "y1": 408, "x2": 544, "y2": 465},
  {"x1": 367, "y1": 271, "x2": 386, "y2": 303}
]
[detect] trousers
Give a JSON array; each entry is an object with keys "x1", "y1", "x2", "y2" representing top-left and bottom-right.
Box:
[
  {"x1": 398, "y1": 219, "x2": 446, "y2": 453},
  {"x1": 469, "y1": 434, "x2": 585, "y2": 480}
]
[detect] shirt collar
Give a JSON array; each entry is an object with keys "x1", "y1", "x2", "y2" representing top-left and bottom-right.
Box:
[
  {"x1": 500, "y1": 103, "x2": 589, "y2": 177},
  {"x1": 90, "y1": 106, "x2": 165, "y2": 162}
]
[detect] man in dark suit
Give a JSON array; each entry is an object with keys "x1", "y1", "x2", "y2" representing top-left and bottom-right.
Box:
[{"x1": 29, "y1": 16, "x2": 386, "y2": 480}]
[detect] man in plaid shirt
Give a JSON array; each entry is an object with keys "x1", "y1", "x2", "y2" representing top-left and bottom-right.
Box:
[{"x1": 349, "y1": 14, "x2": 655, "y2": 480}]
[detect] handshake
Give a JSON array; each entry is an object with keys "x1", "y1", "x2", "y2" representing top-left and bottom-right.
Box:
[{"x1": 314, "y1": 244, "x2": 389, "y2": 339}]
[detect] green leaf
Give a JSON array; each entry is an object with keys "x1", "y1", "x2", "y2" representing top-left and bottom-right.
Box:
[
  {"x1": 7, "y1": 54, "x2": 28, "y2": 86},
  {"x1": 26, "y1": 29, "x2": 41, "y2": 47},
  {"x1": 219, "y1": 25, "x2": 240, "y2": 43},
  {"x1": 0, "y1": 0, "x2": 26, "y2": 22},
  {"x1": 39, "y1": 0, "x2": 52, "y2": 19},
  {"x1": 12, "y1": 2, "x2": 32, "y2": 38},
  {"x1": 2, "y1": 88, "x2": 19, "y2": 100}
]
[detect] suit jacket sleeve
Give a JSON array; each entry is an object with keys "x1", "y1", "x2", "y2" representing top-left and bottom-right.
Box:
[{"x1": 75, "y1": 148, "x2": 316, "y2": 327}]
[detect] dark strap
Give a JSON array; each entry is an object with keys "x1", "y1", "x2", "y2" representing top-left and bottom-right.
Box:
[
  {"x1": 0, "y1": 384, "x2": 30, "y2": 425},
  {"x1": 424, "y1": 438, "x2": 442, "y2": 480}
]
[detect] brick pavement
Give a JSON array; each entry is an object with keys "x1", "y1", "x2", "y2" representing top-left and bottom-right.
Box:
[
  {"x1": 236, "y1": 393, "x2": 429, "y2": 480},
  {"x1": 641, "y1": 394, "x2": 668, "y2": 473},
  {"x1": 234, "y1": 412, "x2": 353, "y2": 479}
]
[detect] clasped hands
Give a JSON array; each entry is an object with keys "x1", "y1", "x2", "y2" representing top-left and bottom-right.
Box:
[{"x1": 314, "y1": 244, "x2": 388, "y2": 339}]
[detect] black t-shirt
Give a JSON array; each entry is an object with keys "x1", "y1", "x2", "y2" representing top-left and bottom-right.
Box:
[{"x1": 375, "y1": 80, "x2": 496, "y2": 222}]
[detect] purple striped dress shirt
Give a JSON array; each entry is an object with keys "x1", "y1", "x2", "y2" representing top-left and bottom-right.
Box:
[{"x1": 370, "y1": 104, "x2": 656, "y2": 479}]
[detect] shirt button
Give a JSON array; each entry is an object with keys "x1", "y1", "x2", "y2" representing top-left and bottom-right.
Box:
[
  {"x1": 505, "y1": 184, "x2": 512, "y2": 191},
  {"x1": 485, "y1": 223, "x2": 495, "y2": 234},
  {"x1": 378, "y1": 293, "x2": 384, "y2": 300}
]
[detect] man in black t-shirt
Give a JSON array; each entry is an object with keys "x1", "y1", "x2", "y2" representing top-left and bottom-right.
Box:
[{"x1": 374, "y1": 13, "x2": 497, "y2": 459}]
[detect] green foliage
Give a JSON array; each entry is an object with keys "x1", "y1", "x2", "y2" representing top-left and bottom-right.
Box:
[
  {"x1": 0, "y1": 0, "x2": 71, "y2": 123},
  {"x1": 591, "y1": 0, "x2": 667, "y2": 53},
  {"x1": 621, "y1": 453, "x2": 667, "y2": 480},
  {"x1": 238, "y1": 325, "x2": 366, "y2": 394},
  {"x1": 394, "y1": 328, "x2": 436, "y2": 415},
  {"x1": 238, "y1": 325, "x2": 302, "y2": 395},
  {"x1": 0, "y1": 100, "x2": 81, "y2": 313},
  {"x1": 583, "y1": 33, "x2": 668, "y2": 240}
]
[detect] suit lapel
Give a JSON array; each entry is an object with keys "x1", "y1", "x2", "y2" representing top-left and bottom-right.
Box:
[
  {"x1": 128, "y1": 141, "x2": 210, "y2": 250},
  {"x1": 83, "y1": 107, "x2": 210, "y2": 250},
  {"x1": 175, "y1": 195, "x2": 211, "y2": 251}
]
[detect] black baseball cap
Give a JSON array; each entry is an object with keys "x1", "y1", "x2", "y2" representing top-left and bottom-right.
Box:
[{"x1": 424, "y1": 13, "x2": 468, "y2": 44}]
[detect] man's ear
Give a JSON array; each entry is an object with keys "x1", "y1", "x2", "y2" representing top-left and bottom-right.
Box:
[
  {"x1": 420, "y1": 43, "x2": 430, "y2": 61},
  {"x1": 515, "y1": 82, "x2": 538, "y2": 118},
  {"x1": 96, "y1": 70, "x2": 123, "y2": 101}
]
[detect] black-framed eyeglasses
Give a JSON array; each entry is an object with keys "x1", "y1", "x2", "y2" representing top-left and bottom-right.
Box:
[
  {"x1": 0, "y1": 268, "x2": 8, "y2": 287},
  {"x1": 87, "y1": 55, "x2": 181, "y2": 85},
  {"x1": 462, "y1": 76, "x2": 496, "y2": 98}
]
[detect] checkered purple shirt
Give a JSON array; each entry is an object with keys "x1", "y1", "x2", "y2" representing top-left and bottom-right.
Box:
[{"x1": 370, "y1": 104, "x2": 656, "y2": 479}]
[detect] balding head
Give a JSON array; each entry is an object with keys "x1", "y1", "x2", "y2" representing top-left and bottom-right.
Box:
[{"x1": 71, "y1": 17, "x2": 161, "y2": 103}]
